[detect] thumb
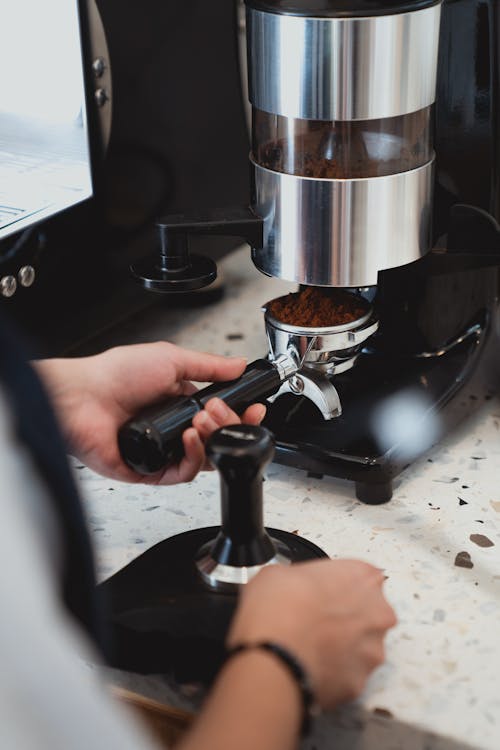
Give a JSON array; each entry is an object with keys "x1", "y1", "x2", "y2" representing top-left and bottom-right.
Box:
[{"x1": 169, "y1": 346, "x2": 247, "y2": 383}]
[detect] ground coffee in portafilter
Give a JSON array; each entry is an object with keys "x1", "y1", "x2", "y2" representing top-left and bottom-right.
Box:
[{"x1": 267, "y1": 287, "x2": 367, "y2": 328}]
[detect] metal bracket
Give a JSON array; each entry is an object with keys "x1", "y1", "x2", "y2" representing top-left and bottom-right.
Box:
[{"x1": 267, "y1": 368, "x2": 342, "y2": 420}]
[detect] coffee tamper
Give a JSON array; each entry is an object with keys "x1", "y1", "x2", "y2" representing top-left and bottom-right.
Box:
[
  {"x1": 99, "y1": 425, "x2": 326, "y2": 681},
  {"x1": 196, "y1": 424, "x2": 295, "y2": 591}
]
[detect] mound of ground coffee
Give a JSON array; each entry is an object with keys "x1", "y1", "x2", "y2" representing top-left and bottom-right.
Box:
[
  {"x1": 254, "y1": 109, "x2": 430, "y2": 179},
  {"x1": 259, "y1": 137, "x2": 419, "y2": 179},
  {"x1": 267, "y1": 286, "x2": 367, "y2": 328}
]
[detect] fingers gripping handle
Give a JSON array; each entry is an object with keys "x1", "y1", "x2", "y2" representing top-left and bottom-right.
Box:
[{"x1": 117, "y1": 360, "x2": 282, "y2": 475}]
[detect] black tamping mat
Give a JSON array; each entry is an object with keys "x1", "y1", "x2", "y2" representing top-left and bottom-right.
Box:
[
  {"x1": 99, "y1": 526, "x2": 326, "y2": 685},
  {"x1": 103, "y1": 425, "x2": 328, "y2": 683}
]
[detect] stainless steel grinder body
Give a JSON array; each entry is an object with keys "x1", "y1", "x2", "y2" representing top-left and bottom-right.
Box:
[{"x1": 246, "y1": 0, "x2": 442, "y2": 287}]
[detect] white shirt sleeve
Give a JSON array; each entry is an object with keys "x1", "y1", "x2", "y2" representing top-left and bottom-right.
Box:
[{"x1": 0, "y1": 391, "x2": 163, "y2": 750}]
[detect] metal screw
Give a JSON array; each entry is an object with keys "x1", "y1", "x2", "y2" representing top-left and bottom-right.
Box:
[
  {"x1": 18, "y1": 266, "x2": 36, "y2": 288},
  {"x1": 289, "y1": 376, "x2": 305, "y2": 394},
  {"x1": 95, "y1": 88, "x2": 108, "y2": 107},
  {"x1": 92, "y1": 57, "x2": 106, "y2": 78},
  {"x1": 0, "y1": 276, "x2": 17, "y2": 298}
]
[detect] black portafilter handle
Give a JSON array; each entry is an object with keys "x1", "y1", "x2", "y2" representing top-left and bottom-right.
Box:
[
  {"x1": 118, "y1": 359, "x2": 283, "y2": 475},
  {"x1": 203, "y1": 424, "x2": 277, "y2": 567}
]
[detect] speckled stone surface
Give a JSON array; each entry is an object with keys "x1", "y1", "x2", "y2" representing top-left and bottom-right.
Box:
[{"x1": 75, "y1": 247, "x2": 500, "y2": 750}]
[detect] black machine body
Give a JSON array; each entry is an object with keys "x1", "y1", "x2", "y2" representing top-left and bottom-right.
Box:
[{"x1": 263, "y1": 0, "x2": 500, "y2": 501}]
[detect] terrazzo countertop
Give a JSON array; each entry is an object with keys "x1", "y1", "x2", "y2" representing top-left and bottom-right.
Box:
[{"x1": 75, "y1": 247, "x2": 500, "y2": 750}]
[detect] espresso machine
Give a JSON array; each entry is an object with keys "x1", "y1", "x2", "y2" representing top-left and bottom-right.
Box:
[{"x1": 101, "y1": 0, "x2": 500, "y2": 679}]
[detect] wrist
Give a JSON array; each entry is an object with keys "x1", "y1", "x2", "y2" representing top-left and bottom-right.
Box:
[
  {"x1": 224, "y1": 641, "x2": 318, "y2": 737},
  {"x1": 182, "y1": 649, "x2": 303, "y2": 750},
  {"x1": 32, "y1": 358, "x2": 75, "y2": 400},
  {"x1": 223, "y1": 646, "x2": 302, "y2": 730},
  {"x1": 31, "y1": 359, "x2": 84, "y2": 445}
]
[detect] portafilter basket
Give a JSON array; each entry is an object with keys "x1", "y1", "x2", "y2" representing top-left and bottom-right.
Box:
[
  {"x1": 260, "y1": 290, "x2": 378, "y2": 418},
  {"x1": 263, "y1": 292, "x2": 379, "y2": 376}
]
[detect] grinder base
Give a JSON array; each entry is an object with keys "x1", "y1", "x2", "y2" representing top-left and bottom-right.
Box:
[
  {"x1": 264, "y1": 315, "x2": 497, "y2": 503},
  {"x1": 99, "y1": 526, "x2": 326, "y2": 685}
]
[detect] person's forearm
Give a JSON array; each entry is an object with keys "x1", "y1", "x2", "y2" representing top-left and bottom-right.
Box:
[{"x1": 178, "y1": 649, "x2": 302, "y2": 750}]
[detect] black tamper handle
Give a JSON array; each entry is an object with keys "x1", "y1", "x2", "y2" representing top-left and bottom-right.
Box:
[
  {"x1": 118, "y1": 359, "x2": 282, "y2": 475},
  {"x1": 204, "y1": 424, "x2": 276, "y2": 567}
]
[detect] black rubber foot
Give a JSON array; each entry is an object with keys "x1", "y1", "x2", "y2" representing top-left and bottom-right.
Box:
[
  {"x1": 99, "y1": 526, "x2": 326, "y2": 684},
  {"x1": 355, "y1": 480, "x2": 393, "y2": 504}
]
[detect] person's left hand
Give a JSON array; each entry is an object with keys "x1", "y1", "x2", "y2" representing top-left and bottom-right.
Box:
[{"x1": 34, "y1": 342, "x2": 266, "y2": 485}]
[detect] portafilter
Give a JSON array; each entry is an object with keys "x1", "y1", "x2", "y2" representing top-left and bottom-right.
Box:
[{"x1": 118, "y1": 291, "x2": 378, "y2": 475}]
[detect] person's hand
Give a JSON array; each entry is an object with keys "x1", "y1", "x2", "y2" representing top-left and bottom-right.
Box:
[
  {"x1": 34, "y1": 342, "x2": 266, "y2": 485},
  {"x1": 227, "y1": 559, "x2": 396, "y2": 710}
]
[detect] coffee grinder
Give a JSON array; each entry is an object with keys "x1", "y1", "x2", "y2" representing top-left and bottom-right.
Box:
[
  {"x1": 102, "y1": 0, "x2": 500, "y2": 677},
  {"x1": 120, "y1": 0, "x2": 500, "y2": 502}
]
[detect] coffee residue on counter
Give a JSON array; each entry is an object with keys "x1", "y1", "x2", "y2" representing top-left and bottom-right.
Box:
[
  {"x1": 267, "y1": 286, "x2": 367, "y2": 328},
  {"x1": 454, "y1": 551, "x2": 474, "y2": 569},
  {"x1": 470, "y1": 534, "x2": 494, "y2": 548}
]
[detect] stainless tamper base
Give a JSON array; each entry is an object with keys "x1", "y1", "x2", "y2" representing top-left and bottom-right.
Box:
[{"x1": 196, "y1": 538, "x2": 292, "y2": 593}]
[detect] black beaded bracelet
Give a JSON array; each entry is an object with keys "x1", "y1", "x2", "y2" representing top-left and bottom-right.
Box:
[{"x1": 224, "y1": 641, "x2": 317, "y2": 737}]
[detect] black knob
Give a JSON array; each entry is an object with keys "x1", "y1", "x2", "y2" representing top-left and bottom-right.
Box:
[
  {"x1": 130, "y1": 208, "x2": 264, "y2": 294},
  {"x1": 131, "y1": 223, "x2": 217, "y2": 293},
  {"x1": 205, "y1": 425, "x2": 276, "y2": 567}
]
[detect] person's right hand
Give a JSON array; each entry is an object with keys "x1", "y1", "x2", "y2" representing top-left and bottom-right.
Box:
[{"x1": 227, "y1": 559, "x2": 396, "y2": 710}]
